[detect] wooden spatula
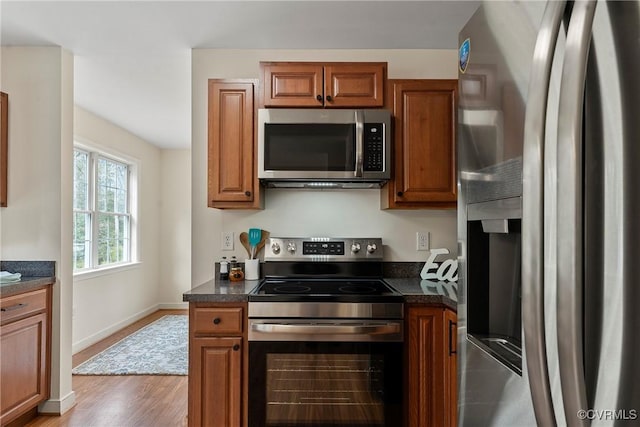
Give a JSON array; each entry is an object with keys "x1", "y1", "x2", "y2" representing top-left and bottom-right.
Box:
[
  {"x1": 255, "y1": 230, "x2": 270, "y2": 257},
  {"x1": 239, "y1": 232, "x2": 251, "y2": 258}
]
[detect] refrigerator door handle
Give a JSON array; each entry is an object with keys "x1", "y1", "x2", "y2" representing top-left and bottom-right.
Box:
[
  {"x1": 522, "y1": 1, "x2": 566, "y2": 426},
  {"x1": 556, "y1": 1, "x2": 597, "y2": 425}
]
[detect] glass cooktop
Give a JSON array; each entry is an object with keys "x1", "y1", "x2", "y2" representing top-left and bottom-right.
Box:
[{"x1": 249, "y1": 278, "x2": 403, "y2": 303}]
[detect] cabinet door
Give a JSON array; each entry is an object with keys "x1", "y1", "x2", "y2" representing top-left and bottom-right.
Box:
[
  {"x1": 324, "y1": 63, "x2": 385, "y2": 107},
  {"x1": 189, "y1": 337, "x2": 242, "y2": 427},
  {"x1": 406, "y1": 306, "x2": 444, "y2": 427},
  {"x1": 208, "y1": 80, "x2": 260, "y2": 209},
  {"x1": 383, "y1": 80, "x2": 457, "y2": 209},
  {"x1": 444, "y1": 309, "x2": 457, "y2": 427},
  {"x1": 406, "y1": 305, "x2": 457, "y2": 427},
  {"x1": 0, "y1": 312, "x2": 49, "y2": 425},
  {"x1": 262, "y1": 63, "x2": 324, "y2": 107}
]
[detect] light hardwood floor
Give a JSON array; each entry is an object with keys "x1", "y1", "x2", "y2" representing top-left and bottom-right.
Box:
[{"x1": 26, "y1": 309, "x2": 189, "y2": 427}]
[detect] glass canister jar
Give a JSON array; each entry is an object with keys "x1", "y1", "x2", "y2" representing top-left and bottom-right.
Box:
[{"x1": 229, "y1": 266, "x2": 244, "y2": 282}]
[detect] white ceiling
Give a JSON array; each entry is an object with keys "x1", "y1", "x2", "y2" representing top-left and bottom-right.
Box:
[{"x1": 1, "y1": 1, "x2": 479, "y2": 149}]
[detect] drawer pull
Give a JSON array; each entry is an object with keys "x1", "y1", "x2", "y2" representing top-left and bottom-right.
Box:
[
  {"x1": 1, "y1": 303, "x2": 27, "y2": 312},
  {"x1": 233, "y1": 344, "x2": 240, "y2": 351},
  {"x1": 213, "y1": 318, "x2": 221, "y2": 325}
]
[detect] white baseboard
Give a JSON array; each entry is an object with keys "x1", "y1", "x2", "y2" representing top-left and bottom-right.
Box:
[
  {"x1": 72, "y1": 304, "x2": 160, "y2": 354},
  {"x1": 39, "y1": 390, "x2": 77, "y2": 415},
  {"x1": 157, "y1": 302, "x2": 189, "y2": 309}
]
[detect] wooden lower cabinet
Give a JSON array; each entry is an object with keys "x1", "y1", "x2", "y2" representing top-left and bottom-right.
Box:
[
  {"x1": 188, "y1": 301, "x2": 456, "y2": 427},
  {"x1": 188, "y1": 303, "x2": 246, "y2": 427},
  {"x1": 405, "y1": 304, "x2": 457, "y2": 427},
  {"x1": 0, "y1": 286, "x2": 52, "y2": 427}
]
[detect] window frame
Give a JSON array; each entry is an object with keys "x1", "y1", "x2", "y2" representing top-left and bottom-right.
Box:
[{"x1": 73, "y1": 141, "x2": 139, "y2": 276}]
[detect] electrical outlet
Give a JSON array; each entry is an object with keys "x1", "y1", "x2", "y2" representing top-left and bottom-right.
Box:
[
  {"x1": 416, "y1": 231, "x2": 430, "y2": 251},
  {"x1": 221, "y1": 231, "x2": 234, "y2": 251}
]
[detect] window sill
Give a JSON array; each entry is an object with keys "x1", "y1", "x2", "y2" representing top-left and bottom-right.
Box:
[{"x1": 73, "y1": 262, "x2": 142, "y2": 282}]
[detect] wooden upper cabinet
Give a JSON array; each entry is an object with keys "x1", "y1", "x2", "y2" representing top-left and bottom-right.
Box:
[
  {"x1": 382, "y1": 79, "x2": 458, "y2": 209},
  {"x1": 261, "y1": 63, "x2": 324, "y2": 107},
  {"x1": 208, "y1": 79, "x2": 261, "y2": 209},
  {"x1": 261, "y1": 62, "x2": 386, "y2": 108},
  {"x1": 324, "y1": 63, "x2": 385, "y2": 107}
]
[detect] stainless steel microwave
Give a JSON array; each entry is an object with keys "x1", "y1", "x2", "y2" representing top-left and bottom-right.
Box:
[{"x1": 257, "y1": 108, "x2": 391, "y2": 188}]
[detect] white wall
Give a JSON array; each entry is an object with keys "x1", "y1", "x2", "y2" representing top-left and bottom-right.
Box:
[
  {"x1": 192, "y1": 49, "x2": 459, "y2": 287},
  {"x1": 72, "y1": 106, "x2": 166, "y2": 352},
  {"x1": 159, "y1": 149, "x2": 191, "y2": 304},
  {"x1": 0, "y1": 46, "x2": 76, "y2": 414}
]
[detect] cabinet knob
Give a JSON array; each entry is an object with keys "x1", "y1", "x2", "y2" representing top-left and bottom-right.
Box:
[
  {"x1": 245, "y1": 191, "x2": 251, "y2": 197},
  {"x1": 326, "y1": 95, "x2": 333, "y2": 102},
  {"x1": 397, "y1": 191, "x2": 404, "y2": 197},
  {"x1": 233, "y1": 344, "x2": 240, "y2": 351},
  {"x1": 213, "y1": 318, "x2": 221, "y2": 325},
  {"x1": 316, "y1": 95, "x2": 323, "y2": 102}
]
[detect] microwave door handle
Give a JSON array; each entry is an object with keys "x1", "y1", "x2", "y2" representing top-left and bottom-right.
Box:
[{"x1": 355, "y1": 110, "x2": 364, "y2": 177}]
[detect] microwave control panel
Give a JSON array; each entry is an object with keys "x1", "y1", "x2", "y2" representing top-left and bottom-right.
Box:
[{"x1": 363, "y1": 123, "x2": 384, "y2": 171}]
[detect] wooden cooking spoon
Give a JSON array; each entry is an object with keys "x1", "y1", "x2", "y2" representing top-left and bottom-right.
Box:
[{"x1": 239, "y1": 232, "x2": 251, "y2": 258}]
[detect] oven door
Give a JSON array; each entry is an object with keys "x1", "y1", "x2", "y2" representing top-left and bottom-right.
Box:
[{"x1": 249, "y1": 340, "x2": 403, "y2": 427}]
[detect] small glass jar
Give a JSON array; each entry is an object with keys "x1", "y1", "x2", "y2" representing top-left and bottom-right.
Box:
[{"x1": 229, "y1": 266, "x2": 244, "y2": 282}]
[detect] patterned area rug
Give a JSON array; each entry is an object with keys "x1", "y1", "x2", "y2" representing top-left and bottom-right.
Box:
[{"x1": 73, "y1": 315, "x2": 188, "y2": 376}]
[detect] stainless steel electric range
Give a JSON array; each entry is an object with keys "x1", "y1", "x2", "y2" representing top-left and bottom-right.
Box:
[{"x1": 248, "y1": 237, "x2": 403, "y2": 427}]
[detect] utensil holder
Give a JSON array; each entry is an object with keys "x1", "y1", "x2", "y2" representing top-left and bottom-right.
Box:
[{"x1": 244, "y1": 259, "x2": 260, "y2": 281}]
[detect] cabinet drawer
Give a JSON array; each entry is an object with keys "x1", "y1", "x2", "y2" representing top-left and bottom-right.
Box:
[
  {"x1": 0, "y1": 288, "x2": 48, "y2": 325},
  {"x1": 193, "y1": 307, "x2": 243, "y2": 335}
]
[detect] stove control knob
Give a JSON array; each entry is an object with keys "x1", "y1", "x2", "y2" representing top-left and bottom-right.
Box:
[
  {"x1": 351, "y1": 243, "x2": 361, "y2": 253},
  {"x1": 287, "y1": 242, "x2": 297, "y2": 254},
  {"x1": 367, "y1": 243, "x2": 378, "y2": 254},
  {"x1": 271, "y1": 242, "x2": 281, "y2": 254}
]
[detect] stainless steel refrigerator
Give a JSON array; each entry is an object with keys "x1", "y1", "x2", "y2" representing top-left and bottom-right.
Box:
[{"x1": 457, "y1": 1, "x2": 640, "y2": 425}]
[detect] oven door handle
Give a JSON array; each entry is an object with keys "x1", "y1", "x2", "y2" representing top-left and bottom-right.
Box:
[{"x1": 251, "y1": 322, "x2": 401, "y2": 336}]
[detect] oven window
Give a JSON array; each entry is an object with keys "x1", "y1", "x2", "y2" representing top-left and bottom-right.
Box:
[
  {"x1": 249, "y1": 342, "x2": 402, "y2": 427},
  {"x1": 264, "y1": 123, "x2": 355, "y2": 171}
]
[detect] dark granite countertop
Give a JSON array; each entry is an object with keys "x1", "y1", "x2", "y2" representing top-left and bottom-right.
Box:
[
  {"x1": 384, "y1": 278, "x2": 457, "y2": 311},
  {"x1": 183, "y1": 278, "x2": 261, "y2": 303},
  {"x1": 0, "y1": 276, "x2": 56, "y2": 297},
  {"x1": 0, "y1": 261, "x2": 56, "y2": 298},
  {"x1": 183, "y1": 264, "x2": 457, "y2": 311}
]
